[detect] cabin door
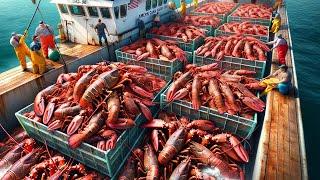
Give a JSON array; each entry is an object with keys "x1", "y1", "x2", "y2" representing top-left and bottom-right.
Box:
[{"x1": 66, "y1": 20, "x2": 75, "y2": 43}]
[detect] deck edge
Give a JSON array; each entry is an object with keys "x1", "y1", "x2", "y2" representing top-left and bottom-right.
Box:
[{"x1": 285, "y1": 5, "x2": 308, "y2": 180}]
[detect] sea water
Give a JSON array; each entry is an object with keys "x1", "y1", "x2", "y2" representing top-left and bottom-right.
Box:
[{"x1": 0, "y1": 0, "x2": 319, "y2": 179}]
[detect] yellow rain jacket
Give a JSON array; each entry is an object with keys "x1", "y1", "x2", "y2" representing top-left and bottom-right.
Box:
[
  {"x1": 193, "y1": 0, "x2": 198, "y2": 8},
  {"x1": 180, "y1": 1, "x2": 187, "y2": 17},
  {"x1": 271, "y1": 17, "x2": 281, "y2": 33},
  {"x1": 11, "y1": 35, "x2": 31, "y2": 70},
  {"x1": 259, "y1": 78, "x2": 280, "y2": 96},
  {"x1": 30, "y1": 41, "x2": 46, "y2": 75}
]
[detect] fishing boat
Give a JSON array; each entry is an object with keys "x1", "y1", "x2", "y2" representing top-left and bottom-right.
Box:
[{"x1": 0, "y1": 0, "x2": 308, "y2": 179}]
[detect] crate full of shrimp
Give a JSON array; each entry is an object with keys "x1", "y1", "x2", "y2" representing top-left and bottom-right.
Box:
[
  {"x1": 214, "y1": 22, "x2": 270, "y2": 42},
  {"x1": 159, "y1": 64, "x2": 266, "y2": 138},
  {"x1": 15, "y1": 63, "x2": 171, "y2": 178},
  {"x1": 146, "y1": 23, "x2": 205, "y2": 52},
  {"x1": 193, "y1": 36, "x2": 268, "y2": 79},
  {"x1": 190, "y1": 2, "x2": 239, "y2": 22},
  {"x1": 227, "y1": 4, "x2": 273, "y2": 26}
]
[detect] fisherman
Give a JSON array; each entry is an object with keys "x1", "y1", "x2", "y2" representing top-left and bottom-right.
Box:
[
  {"x1": 30, "y1": 35, "x2": 47, "y2": 74},
  {"x1": 180, "y1": 0, "x2": 187, "y2": 17},
  {"x1": 193, "y1": 0, "x2": 198, "y2": 8},
  {"x1": 136, "y1": 17, "x2": 146, "y2": 38},
  {"x1": 35, "y1": 21, "x2": 55, "y2": 58},
  {"x1": 94, "y1": 19, "x2": 109, "y2": 46},
  {"x1": 153, "y1": 13, "x2": 161, "y2": 27},
  {"x1": 267, "y1": 34, "x2": 288, "y2": 65},
  {"x1": 270, "y1": 13, "x2": 281, "y2": 33},
  {"x1": 9, "y1": 32, "x2": 31, "y2": 71},
  {"x1": 260, "y1": 65, "x2": 291, "y2": 95}
]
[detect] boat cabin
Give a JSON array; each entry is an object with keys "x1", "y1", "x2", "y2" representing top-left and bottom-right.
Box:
[{"x1": 51, "y1": 0, "x2": 172, "y2": 45}]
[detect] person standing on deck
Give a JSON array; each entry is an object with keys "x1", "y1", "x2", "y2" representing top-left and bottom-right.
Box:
[
  {"x1": 271, "y1": 13, "x2": 281, "y2": 33},
  {"x1": 94, "y1": 19, "x2": 109, "y2": 46},
  {"x1": 260, "y1": 65, "x2": 292, "y2": 95},
  {"x1": 35, "y1": 21, "x2": 55, "y2": 58},
  {"x1": 193, "y1": 0, "x2": 198, "y2": 8},
  {"x1": 30, "y1": 35, "x2": 46, "y2": 74},
  {"x1": 267, "y1": 34, "x2": 288, "y2": 65},
  {"x1": 180, "y1": 0, "x2": 187, "y2": 17},
  {"x1": 9, "y1": 32, "x2": 31, "y2": 71},
  {"x1": 153, "y1": 13, "x2": 161, "y2": 27},
  {"x1": 136, "y1": 17, "x2": 146, "y2": 38}
]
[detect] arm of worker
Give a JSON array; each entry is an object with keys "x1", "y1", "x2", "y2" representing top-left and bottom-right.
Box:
[
  {"x1": 263, "y1": 69, "x2": 280, "y2": 80},
  {"x1": 266, "y1": 39, "x2": 276, "y2": 45},
  {"x1": 270, "y1": 39, "x2": 281, "y2": 51},
  {"x1": 104, "y1": 24, "x2": 109, "y2": 34}
]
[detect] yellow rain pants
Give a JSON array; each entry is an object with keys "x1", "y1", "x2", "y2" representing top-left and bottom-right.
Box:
[
  {"x1": 193, "y1": 0, "x2": 198, "y2": 8},
  {"x1": 30, "y1": 50, "x2": 46, "y2": 74},
  {"x1": 270, "y1": 17, "x2": 281, "y2": 33},
  {"x1": 14, "y1": 35, "x2": 31, "y2": 70},
  {"x1": 259, "y1": 78, "x2": 280, "y2": 96},
  {"x1": 180, "y1": 2, "x2": 187, "y2": 17}
]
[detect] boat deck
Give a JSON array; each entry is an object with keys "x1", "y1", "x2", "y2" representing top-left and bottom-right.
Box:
[
  {"x1": 0, "y1": 43, "x2": 101, "y2": 95},
  {"x1": 253, "y1": 5, "x2": 308, "y2": 180}
]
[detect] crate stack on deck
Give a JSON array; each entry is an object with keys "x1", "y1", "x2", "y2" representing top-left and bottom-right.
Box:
[{"x1": 15, "y1": 1, "x2": 273, "y2": 179}]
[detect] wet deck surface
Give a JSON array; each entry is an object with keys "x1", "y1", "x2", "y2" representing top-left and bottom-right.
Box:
[
  {"x1": 0, "y1": 43, "x2": 101, "y2": 95},
  {"x1": 254, "y1": 5, "x2": 307, "y2": 180}
]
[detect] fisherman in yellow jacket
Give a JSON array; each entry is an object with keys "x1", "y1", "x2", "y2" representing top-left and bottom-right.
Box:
[
  {"x1": 30, "y1": 35, "x2": 46, "y2": 74},
  {"x1": 180, "y1": 0, "x2": 187, "y2": 17},
  {"x1": 270, "y1": 13, "x2": 281, "y2": 33},
  {"x1": 10, "y1": 32, "x2": 31, "y2": 71}
]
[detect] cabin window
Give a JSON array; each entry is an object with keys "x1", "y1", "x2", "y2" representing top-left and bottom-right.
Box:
[
  {"x1": 114, "y1": 6, "x2": 119, "y2": 19},
  {"x1": 158, "y1": 0, "x2": 163, "y2": 6},
  {"x1": 58, "y1": 4, "x2": 68, "y2": 14},
  {"x1": 146, "y1": 0, "x2": 151, "y2": 10},
  {"x1": 69, "y1": 5, "x2": 85, "y2": 16},
  {"x1": 100, "y1": 8, "x2": 112, "y2": 19},
  {"x1": 87, "y1": 7, "x2": 99, "y2": 17},
  {"x1": 164, "y1": 0, "x2": 167, "y2": 3},
  {"x1": 152, "y1": 0, "x2": 157, "y2": 8},
  {"x1": 120, "y1": 5, "x2": 127, "y2": 18}
]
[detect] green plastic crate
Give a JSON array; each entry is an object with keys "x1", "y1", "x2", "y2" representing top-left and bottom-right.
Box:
[
  {"x1": 160, "y1": 86, "x2": 257, "y2": 139},
  {"x1": 15, "y1": 79, "x2": 170, "y2": 178},
  {"x1": 193, "y1": 54, "x2": 266, "y2": 79},
  {"x1": 146, "y1": 33, "x2": 204, "y2": 53},
  {"x1": 190, "y1": 3, "x2": 239, "y2": 23},
  {"x1": 115, "y1": 49, "x2": 192, "y2": 82},
  {"x1": 227, "y1": 10, "x2": 272, "y2": 26},
  {"x1": 214, "y1": 24, "x2": 270, "y2": 42}
]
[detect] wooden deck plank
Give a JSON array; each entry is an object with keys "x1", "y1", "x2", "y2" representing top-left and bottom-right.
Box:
[
  {"x1": 283, "y1": 95, "x2": 291, "y2": 179},
  {"x1": 265, "y1": 92, "x2": 278, "y2": 179},
  {"x1": 277, "y1": 93, "x2": 287, "y2": 179},
  {"x1": 289, "y1": 98, "x2": 302, "y2": 179},
  {"x1": 0, "y1": 43, "x2": 101, "y2": 95}
]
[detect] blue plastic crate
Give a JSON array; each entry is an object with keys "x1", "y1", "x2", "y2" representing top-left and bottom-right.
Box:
[
  {"x1": 214, "y1": 24, "x2": 270, "y2": 42},
  {"x1": 160, "y1": 86, "x2": 257, "y2": 139},
  {"x1": 115, "y1": 49, "x2": 192, "y2": 82},
  {"x1": 15, "y1": 80, "x2": 170, "y2": 178},
  {"x1": 146, "y1": 33, "x2": 204, "y2": 53},
  {"x1": 193, "y1": 54, "x2": 266, "y2": 79}
]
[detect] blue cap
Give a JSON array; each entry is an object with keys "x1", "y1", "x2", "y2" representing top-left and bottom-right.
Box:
[{"x1": 39, "y1": 21, "x2": 44, "y2": 24}]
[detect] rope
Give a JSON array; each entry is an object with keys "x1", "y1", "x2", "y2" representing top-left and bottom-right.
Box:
[{"x1": 24, "y1": 0, "x2": 42, "y2": 36}]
